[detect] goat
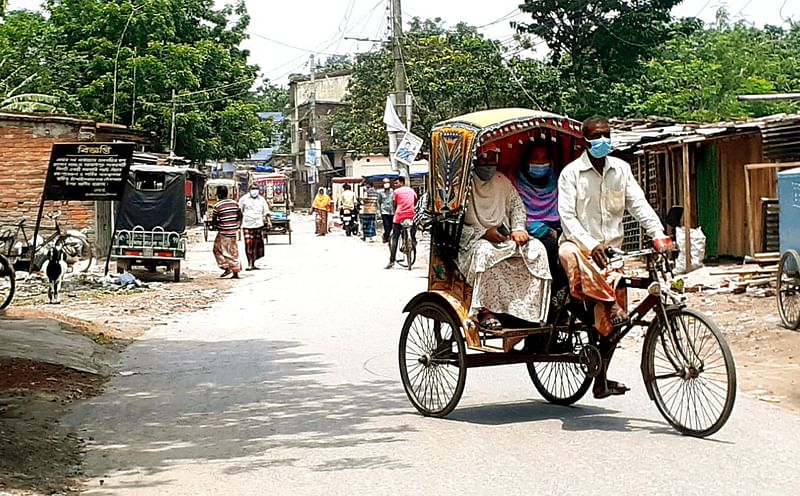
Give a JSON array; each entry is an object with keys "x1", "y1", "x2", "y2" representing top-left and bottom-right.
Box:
[{"x1": 42, "y1": 246, "x2": 67, "y2": 304}]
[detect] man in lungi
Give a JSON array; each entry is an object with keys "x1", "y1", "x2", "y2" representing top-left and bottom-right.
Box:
[
  {"x1": 239, "y1": 186, "x2": 272, "y2": 271},
  {"x1": 212, "y1": 186, "x2": 243, "y2": 278},
  {"x1": 559, "y1": 115, "x2": 673, "y2": 399}
]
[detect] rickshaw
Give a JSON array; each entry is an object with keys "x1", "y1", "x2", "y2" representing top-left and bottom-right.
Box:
[
  {"x1": 203, "y1": 178, "x2": 240, "y2": 242},
  {"x1": 400, "y1": 108, "x2": 737, "y2": 438},
  {"x1": 776, "y1": 167, "x2": 800, "y2": 330},
  {"x1": 252, "y1": 172, "x2": 291, "y2": 244}
]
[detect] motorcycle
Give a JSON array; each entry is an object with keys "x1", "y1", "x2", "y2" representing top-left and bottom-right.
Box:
[{"x1": 341, "y1": 208, "x2": 359, "y2": 237}]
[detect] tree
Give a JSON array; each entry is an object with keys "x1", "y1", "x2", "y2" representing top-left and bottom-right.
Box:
[
  {"x1": 329, "y1": 19, "x2": 561, "y2": 154},
  {"x1": 33, "y1": 0, "x2": 263, "y2": 162},
  {"x1": 515, "y1": 0, "x2": 684, "y2": 118},
  {"x1": 621, "y1": 17, "x2": 800, "y2": 121},
  {"x1": 0, "y1": 9, "x2": 82, "y2": 113}
]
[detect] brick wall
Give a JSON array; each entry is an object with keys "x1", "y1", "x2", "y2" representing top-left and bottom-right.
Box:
[{"x1": 0, "y1": 118, "x2": 96, "y2": 237}]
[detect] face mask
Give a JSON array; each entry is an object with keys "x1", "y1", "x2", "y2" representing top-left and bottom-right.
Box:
[
  {"x1": 528, "y1": 163, "x2": 552, "y2": 178},
  {"x1": 587, "y1": 137, "x2": 613, "y2": 159},
  {"x1": 475, "y1": 165, "x2": 497, "y2": 182},
  {"x1": 384, "y1": 183, "x2": 390, "y2": 189},
  {"x1": 250, "y1": 190, "x2": 259, "y2": 198}
]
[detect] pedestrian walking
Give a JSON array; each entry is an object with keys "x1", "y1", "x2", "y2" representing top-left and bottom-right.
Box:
[
  {"x1": 239, "y1": 186, "x2": 271, "y2": 271},
  {"x1": 211, "y1": 186, "x2": 242, "y2": 278},
  {"x1": 377, "y1": 178, "x2": 394, "y2": 243},
  {"x1": 312, "y1": 187, "x2": 333, "y2": 236},
  {"x1": 360, "y1": 183, "x2": 379, "y2": 241}
]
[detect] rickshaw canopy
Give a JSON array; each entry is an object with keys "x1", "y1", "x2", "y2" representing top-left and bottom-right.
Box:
[{"x1": 429, "y1": 107, "x2": 584, "y2": 216}]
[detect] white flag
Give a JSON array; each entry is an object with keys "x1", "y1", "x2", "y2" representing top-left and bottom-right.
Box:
[{"x1": 383, "y1": 96, "x2": 406, "y2": 133}]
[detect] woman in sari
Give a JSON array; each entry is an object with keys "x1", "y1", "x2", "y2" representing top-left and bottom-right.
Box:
[
  {"x1": 312, "y1": 187, "x2": 332, "y2": 236},
  {"x1": 457, "y1": 153, "x2": 551, "y2": 329}
]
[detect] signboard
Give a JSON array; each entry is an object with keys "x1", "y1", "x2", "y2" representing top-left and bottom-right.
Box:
[
  {"x1": 305, "y1": 140, "x2": 320, "y2": 167},
  {"x1": 44, "y1": 143, "x2": 134, "y2": 201},
  {"x1": 393, "y1": 132, "x2": 423, "y2": 166}
]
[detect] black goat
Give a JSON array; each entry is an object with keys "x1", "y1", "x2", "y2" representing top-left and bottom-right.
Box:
[{"x1": 43, "y1": 246, "x2": 67, "y2": 304}]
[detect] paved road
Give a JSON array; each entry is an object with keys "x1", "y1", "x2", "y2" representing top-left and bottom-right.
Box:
[{"x1": 66, "y1": 216, "x2": 800, "y2": 495}]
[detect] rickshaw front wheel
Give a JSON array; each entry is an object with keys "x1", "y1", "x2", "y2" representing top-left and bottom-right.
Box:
[
  {"x1": 399, "y1": 302, "x2": 467, "y2": 417},
  {"x1": 643, "y1": 308, "x2": 736, "y2": 437}
]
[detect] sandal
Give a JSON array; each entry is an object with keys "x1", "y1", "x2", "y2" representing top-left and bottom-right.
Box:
[
  {"x1": 477, "y1": 310, "x2": 503, "y2": 331},
  {"x1": 593, "y1": 380, "x2": 630, "y2": 399}
]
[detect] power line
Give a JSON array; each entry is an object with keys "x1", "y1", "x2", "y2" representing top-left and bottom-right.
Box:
[
  {"x1": 249, "y1": 32, "x2": 349, "y2": 58},
  {"x1": 476, "y1": 8, "x2": 522, "y2": 29},
  {"x1": 779, "y1": 0, "x2": 791, "y2": 23},
  {"x1": 734, "y1": 0, "x2": 755, "y2": 18},
  {"x1": 694, "y1": 0, "x2": 715, "y2": 17}
]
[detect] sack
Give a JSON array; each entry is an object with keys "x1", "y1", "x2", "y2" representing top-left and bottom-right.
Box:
[{"x1": 675, "y1": 226, "x2": 706, "y2": 274}]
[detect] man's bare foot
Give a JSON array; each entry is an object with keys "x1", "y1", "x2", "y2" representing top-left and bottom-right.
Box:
[{"x1": 593, "y1": 379, "x2": 630, "y2": 399}]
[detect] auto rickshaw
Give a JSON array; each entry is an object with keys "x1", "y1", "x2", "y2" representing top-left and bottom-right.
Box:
[
  {"x1": 251, "y1": 172, "x2": 292, "y2": 244},
  {"x1": 112, "y1": 165, "x2": 202, "y2": 282},
  {"x1": 203, "y1": 178, "x2": 240, "y2": 241},
  {"x1": 399, "y1": 108, "x2": 736, "y2": 437}
]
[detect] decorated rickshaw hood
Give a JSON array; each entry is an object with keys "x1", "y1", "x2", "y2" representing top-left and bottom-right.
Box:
[{"x1": 429, "y1": 108, "x2": 583, "y2": 215}]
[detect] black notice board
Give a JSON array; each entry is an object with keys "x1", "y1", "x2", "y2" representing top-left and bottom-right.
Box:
[{"x1": 43, "y1": 143, "x2": 135, "y2": 201}]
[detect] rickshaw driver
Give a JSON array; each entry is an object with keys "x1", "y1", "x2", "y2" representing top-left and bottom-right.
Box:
[
  {"x1": 457, "y1": 151, "x2": 552, "y2": 330},
  {"x1": 558, "y1": 115, "x2": 673, "y2": 399}
]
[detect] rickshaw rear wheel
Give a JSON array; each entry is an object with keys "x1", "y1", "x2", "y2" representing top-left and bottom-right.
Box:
[
  {"x1": 399, "y1": 302, "x2": 467, "y2": 417},
  {"x1": 777, "y1": 250, "x2": 800, "y2": 330},
  {"x1": 0, "y1": 254, "x2": 15, "y2": 311},
  {"x1": 526, "y1": 330, "x2": 592, "y2": 405},
  {"x1": 643, "y1": 308, "x2": 736, "y2": 437}
]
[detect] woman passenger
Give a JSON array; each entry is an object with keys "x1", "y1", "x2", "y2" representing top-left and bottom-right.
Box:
[{"x1": 511, "y1": 143, "x2": 568, "y2": 302}]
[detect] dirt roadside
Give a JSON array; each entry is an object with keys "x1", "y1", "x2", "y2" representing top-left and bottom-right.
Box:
[{"x1": 0, "y1": 241, "x2": 233, "y2": 494}]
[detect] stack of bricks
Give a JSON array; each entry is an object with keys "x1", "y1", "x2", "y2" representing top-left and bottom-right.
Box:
[{"x1": 0, "y1": 115, "x2": 97, "y2": 236}]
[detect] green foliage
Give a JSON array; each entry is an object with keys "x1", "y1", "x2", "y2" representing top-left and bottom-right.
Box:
[
  {"x1": 329, "y1": 20, "x2": 560, "y2": 154},
  {"x1": 516, "y1": 0, "x2": 684, "y2": 118},
  {"x1": 621, "y1": 21, "x2": 800, "y2": 121}
]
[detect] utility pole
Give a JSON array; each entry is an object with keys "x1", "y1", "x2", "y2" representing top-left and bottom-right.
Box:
[
  {"x1": 390, "y1": 0, "x2": 410, "y2": 182},
  {"x1": 169, "y1": 89, "x2": 177, "y2": 162},
  {"x1": 309, "y1": 54, "x2": 317, "y2": 198}
]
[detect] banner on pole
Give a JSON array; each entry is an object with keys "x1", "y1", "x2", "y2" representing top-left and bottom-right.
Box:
[
  {"x1": 393, "y1": 132, "x2": 423, "y2": 166},
  {"x1": 304, "y1": 141, "x2": 320, "y2": 167}
]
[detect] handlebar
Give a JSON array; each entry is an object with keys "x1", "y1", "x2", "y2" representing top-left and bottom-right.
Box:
[{"x1": 46, "y1": 210, "x2": 63, "y2": 220}]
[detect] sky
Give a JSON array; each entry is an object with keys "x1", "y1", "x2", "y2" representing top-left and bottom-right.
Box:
[{"x1": 6, "y1": 0, "x2": 800, "y2": 85}]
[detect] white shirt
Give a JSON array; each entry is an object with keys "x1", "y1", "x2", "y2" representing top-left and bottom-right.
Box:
[
  {"x1": 558, "y1": 152, "x2": 664, "y2": 252},
  {"x1": 339, "y1": 190, "x2": 358, "y2": 210},
  {"x1": 238, "y1": 194, "x2": 271, "y2": 229}
]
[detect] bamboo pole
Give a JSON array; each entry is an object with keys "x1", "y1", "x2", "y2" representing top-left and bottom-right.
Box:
[{"x1": 682, "y1": 144, "x2": 692, "y2": 271}]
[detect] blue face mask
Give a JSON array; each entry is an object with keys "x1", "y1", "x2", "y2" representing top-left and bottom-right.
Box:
[
  {"x1": 528, "y1": 163, "x2": 552, "y2": 178},
  {"x1": 588, "y1": 137, "x2": 612, "y2": 158}
]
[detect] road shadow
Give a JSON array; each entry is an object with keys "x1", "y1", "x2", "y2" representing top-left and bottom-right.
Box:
[
  {"x1": 448, "y1": 401, "x2": 680, "y2": 437},
  {"x1": 63, "y1": 337, "x2": 414, "y2": 491}
]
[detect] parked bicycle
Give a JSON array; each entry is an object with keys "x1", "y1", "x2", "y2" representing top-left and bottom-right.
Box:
[
  {"x1": 0, "y1": 253, "x2": 14, "y2": 310},
  {"x1": 0, "y1": 211, "x2": 94, "y2": 272}
]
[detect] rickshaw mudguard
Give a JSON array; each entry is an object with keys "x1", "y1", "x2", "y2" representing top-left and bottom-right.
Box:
[{"x1": 403, "y1": 291, "x2": 475, "y2": 342}]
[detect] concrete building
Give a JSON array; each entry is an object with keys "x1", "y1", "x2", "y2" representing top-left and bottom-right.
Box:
[{"x1": 287, "y1": 72, "x2": 352, "y2": 207}]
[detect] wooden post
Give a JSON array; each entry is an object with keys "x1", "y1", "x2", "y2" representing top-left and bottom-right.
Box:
[
  {"x1": 745, "y1": 163, "x2": 754, "y2": 256},
  {"x1": 682, "y1": 144, "x2": 692, "y2": 271}
]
